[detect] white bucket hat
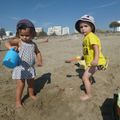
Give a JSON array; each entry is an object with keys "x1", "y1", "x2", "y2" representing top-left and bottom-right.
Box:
[{"x1": 75, "y1": 15, "x2": 95, "y2": 33}]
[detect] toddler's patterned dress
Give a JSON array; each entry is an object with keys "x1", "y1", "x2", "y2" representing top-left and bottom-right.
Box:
[{"x1": 12, "y1": 41, "x2": 36, "y2": 80}]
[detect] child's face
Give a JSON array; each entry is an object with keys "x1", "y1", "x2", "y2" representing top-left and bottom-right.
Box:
[
  {"x1": 79, "y1": 22, "x2": 92, "y2": 36},
  {"x1": 19, "y1": 28, "x2": 33, "y2": 42}
]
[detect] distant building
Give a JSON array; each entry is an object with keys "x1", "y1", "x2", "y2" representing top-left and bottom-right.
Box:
[
  {"x1": 117, "y1": 21, "x2": 120, "y2": 31},
  {"x1": 47, "y1": 26, "x2": 62, "y2": 35},
  {"x1": 35, "y1": 27, "x2": 43, "y2": 33},
  {"x1": 6, "y1": 31, "x2": 14, "y2": 36},
  {"x1": 47, "y1": 26, "x2": 70, "y2": 35},
  {"x1": 47, "y1": 27, "x2": 54, "y2": 35},
  {"x1": 53, "y1": 26, "x2": 62, "y2": 35},
  {"x1": 62, "y1": 27, "x2": 69, "y2": 35},
  {"x1": 4, "y1": 31, "x2": 15, "y2": 39}
]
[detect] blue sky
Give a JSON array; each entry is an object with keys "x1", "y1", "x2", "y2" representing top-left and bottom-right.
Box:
[{"x1": 0, "y1": 0, "x2": 120, "y2": 33}]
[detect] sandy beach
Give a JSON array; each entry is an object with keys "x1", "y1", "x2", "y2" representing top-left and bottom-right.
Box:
[{"x1": 0, "y1": 33, "x2": 120, "y2": 120}]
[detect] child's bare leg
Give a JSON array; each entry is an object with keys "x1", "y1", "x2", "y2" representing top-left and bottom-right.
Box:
[
  {"x1": 27, "y1": 78, "x2": 37, "y2": 100},
  {"x1": 80, "y1": 77, "x2": 92, "y2": 101},
  {"x1": 16, "y1": 80, "x2": 25, "y2": 108},
  {"x1": 80, "y1": 66, "x2": 97, "y2": 101}
]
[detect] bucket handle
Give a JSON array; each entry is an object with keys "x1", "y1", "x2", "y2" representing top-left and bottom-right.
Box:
[{"x1": 10, "y1": 47, "x2": 15, "y2": 51}]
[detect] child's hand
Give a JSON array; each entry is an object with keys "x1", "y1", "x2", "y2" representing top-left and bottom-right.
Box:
[
  {"x1": 13, "y1": 46, "x2": 19, "y2": 51},
  {"x1": 91, "y1": 59, "x2": 98, "y2": 66},
  {"x1": 9, "y1": 46, "x2": 19, "y2": 52},
  {"x1": 65, "y1": 60, "x2": 72, "y2": 63}
]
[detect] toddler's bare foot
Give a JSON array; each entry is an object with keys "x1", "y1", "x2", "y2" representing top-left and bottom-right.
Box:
[
  {"x1": 30, "y1": 95, "x2": 37, "y2": 100},
  {"x1": 16, "y1": 101, "x2": 23, "y2": 108},
  {"x1": 80, "y1": 94, "x2": 92, "y2": 101}
]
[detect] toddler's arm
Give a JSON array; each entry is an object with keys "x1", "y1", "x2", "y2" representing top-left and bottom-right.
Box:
[
  {"x1": 5, "y1": 37, "x2": 19, "y2": 50},
  {"x1": 34, "y1": 43, "x2": 42, "y2": 66},
  {"x1": 91, "y1": 44, "x2": 99, "y2": 66}
]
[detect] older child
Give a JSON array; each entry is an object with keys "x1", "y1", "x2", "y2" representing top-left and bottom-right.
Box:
[
  {"x1": 75, "y1": 15, "x2": 107, "y2": 101},
  {"x1": 5, "y1": 19, "x2": 42, "y2": 108}
]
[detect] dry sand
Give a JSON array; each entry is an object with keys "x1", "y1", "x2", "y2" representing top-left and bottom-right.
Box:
[{"x1": 0, "y1": 33, "x2": 120, "y2": 120}]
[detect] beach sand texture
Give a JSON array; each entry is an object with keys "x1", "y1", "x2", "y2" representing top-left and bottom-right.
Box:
[{"x1": 0, "y1": 33, "x2": 120, "y2": 120}]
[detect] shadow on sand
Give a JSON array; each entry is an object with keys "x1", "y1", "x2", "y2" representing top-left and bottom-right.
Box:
[
  {"x1": 22, "y1": 72, "x2": 51, "y2": 103},
  {"x1": 100, "y1": 94, "x2": 120, "y2": 120},
  {"x1": 34, "y1": 72, "x2": 51, "y2": 94}
]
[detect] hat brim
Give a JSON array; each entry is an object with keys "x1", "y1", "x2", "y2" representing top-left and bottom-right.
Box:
[{"x1": 75, "y1": 20, "x2": 95, "y2": 33}]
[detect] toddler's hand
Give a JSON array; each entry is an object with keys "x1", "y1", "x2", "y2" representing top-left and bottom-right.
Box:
[
  {"x1": 91, "y1": 60, "x2": 98, "y2": 66},
  {"x1": 11, "y1": 46, "x2": 19, "y2": 51},
  {"x1": 65, "y1": 60, "x2": 72, "y2": 63}
]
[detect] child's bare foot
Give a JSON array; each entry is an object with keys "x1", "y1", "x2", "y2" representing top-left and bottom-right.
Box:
[
  {"x1": 80, "y1": 94, "x2": 92, "y2": 101},
  {"x1": 16, "y1": 101, "x2": 23, "y2": 108},
  {"x1": 30, "y1": 95, "x2": 37, "y2": 100}
]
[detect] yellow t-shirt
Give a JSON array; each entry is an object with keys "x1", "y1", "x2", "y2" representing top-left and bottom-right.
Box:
[{"x1": 82, "y1": 32, "x2": 106, "y2": 67}]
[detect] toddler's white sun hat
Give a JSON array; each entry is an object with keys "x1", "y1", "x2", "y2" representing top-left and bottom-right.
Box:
[{"x1": 75, "y1": 15, "x2": 95, "y2": 33}]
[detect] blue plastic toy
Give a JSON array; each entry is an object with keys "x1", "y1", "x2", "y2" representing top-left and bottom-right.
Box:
[{"x1": 2, "y1": 48, "x2": 21, "y2": 69}]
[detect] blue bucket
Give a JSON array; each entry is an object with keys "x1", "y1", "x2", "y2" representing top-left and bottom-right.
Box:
[{"x1": 2, "y1": 48, "x2": 21, "y2": 69}]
